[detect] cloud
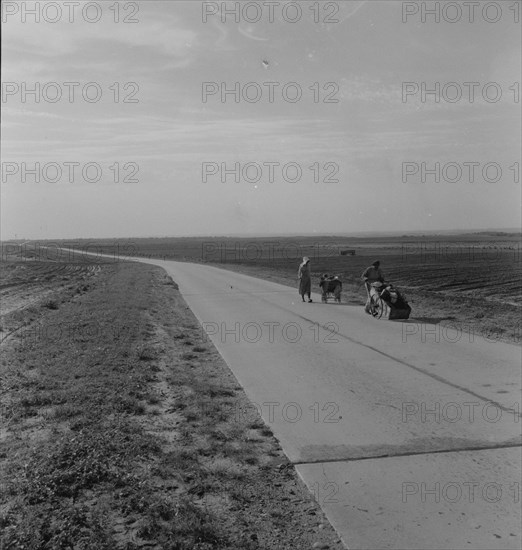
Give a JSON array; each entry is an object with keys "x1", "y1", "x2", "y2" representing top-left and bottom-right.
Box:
[
  {"x1": 2, "y1": 8, "x2": 198, "y2": 61},
  {"x1": 237, "y1": 24, "x2": 269, "y2": 41}
]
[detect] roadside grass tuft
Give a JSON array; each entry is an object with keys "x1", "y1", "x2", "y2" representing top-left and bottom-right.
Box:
[
  {"x1": 47, "y1": 403, "x2": 84, "y2": 420},
  {"x1": 137, "y1": 345, "x2": 157, "y2": 361},
  {"x1": 2, "y1": 503, "x2": 112, "y2": 550},
  {"x1": 113, "y1": 395, "x2": 146, "y2": 415}
]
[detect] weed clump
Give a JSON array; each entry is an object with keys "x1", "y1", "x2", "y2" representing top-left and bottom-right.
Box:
[
  {"x1": 21, "y1": 420, "x2": 155, "y2": 503},
  {"x1": 137, "y1": 345, "x2": 157, "y2": 361}
]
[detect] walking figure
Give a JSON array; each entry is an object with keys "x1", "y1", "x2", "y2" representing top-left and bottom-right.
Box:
[{"x1": 298, "y1": 256, "x2": 312, "y2": 302}]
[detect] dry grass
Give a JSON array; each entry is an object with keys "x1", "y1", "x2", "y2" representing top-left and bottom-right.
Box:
[{"x1": 0, "y1": 259, "x2": 343, "y2": 549}]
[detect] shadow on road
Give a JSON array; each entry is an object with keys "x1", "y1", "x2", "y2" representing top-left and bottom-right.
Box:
[{"x1": 408, "y1": 316, "x2": 457, "y2": 324}]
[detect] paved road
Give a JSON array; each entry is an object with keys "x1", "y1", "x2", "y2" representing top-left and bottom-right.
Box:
[
  {"x1": 137, "y1": 259, "x2": 521, "y2": 550},
  {"x1": 62, "y1": 252, "x2": 522, "y2": 548}
]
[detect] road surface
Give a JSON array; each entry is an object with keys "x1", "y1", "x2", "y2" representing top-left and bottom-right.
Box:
[{"x1": 67, "y1": 253, "x2": 522, "y2": 548}]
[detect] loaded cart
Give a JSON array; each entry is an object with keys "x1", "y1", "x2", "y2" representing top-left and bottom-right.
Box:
[
  {"x1": 367, "y1": 282, "x2": 411, "y2": 320},
  {"x1": 320, "y1": 275, "x2": 342, "y2": 303}
]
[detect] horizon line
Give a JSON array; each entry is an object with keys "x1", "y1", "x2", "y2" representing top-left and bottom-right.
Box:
[{"x1": 2, "y1": 227, "x2": 521, "y2": 243}]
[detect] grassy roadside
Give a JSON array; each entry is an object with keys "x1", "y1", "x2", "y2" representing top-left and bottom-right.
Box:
[{"x1": 0, "y1": 261, "x2": 344, "y2": 549}]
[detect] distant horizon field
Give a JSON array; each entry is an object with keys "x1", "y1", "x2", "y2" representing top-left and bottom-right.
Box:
[
  {"x1": 1, "y1": 228, "x2": 521, "y2": 244},
  {"x1": 2, "y1": 233, "x2": 520, "y2": 266},
  {"x1": 2, "y1": 232, "x2": 521, "y2": 259},
  {"x1": 3, "y1": 234, "x2": 521, "y2": 274}
]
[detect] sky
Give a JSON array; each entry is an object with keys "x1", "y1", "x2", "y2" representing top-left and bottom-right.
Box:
[{"x1": 1, "y1": 0, "x2": 521, "y2": 239}]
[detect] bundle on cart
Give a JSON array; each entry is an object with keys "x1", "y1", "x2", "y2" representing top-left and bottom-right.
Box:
[
  {"x1": 320, "y1": 274, "x2": 342, "y2": 303},
  {"x1": 367, "y1": 282, "x2": 412, "y2": 320}
]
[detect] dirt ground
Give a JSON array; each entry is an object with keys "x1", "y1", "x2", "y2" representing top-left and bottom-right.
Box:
[{"x1": 0, "y1": 258, "x2": 344, "y2": 549}]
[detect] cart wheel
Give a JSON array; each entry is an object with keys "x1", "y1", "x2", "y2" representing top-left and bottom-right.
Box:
[{"x1": 370, "y1": 295, "x2": 386, "y2": 319}]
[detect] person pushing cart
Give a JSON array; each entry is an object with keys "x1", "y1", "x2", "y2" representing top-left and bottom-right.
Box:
[{"x1": 362, "y1": 260, "x2": 384, "y2": 314}]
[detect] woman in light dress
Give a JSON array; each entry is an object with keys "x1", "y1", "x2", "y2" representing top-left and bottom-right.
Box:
[{"x1": 298, "y1": 256, "x2": 312, "y2": 302}]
